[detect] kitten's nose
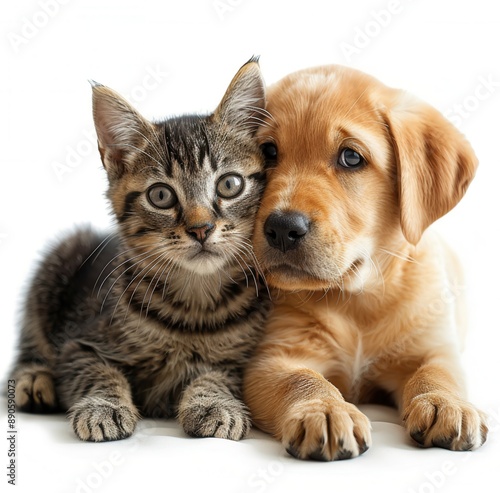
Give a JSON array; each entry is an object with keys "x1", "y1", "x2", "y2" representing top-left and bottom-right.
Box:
[
  {"x1": 264, "y1": 211, "x2": 309, "y2": 253},
  {"x1": 186, "y1": 223, "x2": 215, "y2": 244}
]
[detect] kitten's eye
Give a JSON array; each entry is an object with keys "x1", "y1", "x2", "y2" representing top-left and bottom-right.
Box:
[
  {"x1": 338, "y1": 148, "x2": 365, "y2": 169},
  {"x1": 261, "y1": 142, "x2": 278, "y2": 162},
  {"x1": 216, "y1": 174, "x2": 244, "y2": 199},
  {"x1": 147, "y1": 184, "x2": 177, "y2": 209}
]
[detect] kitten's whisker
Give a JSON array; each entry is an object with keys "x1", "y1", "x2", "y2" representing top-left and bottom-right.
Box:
[
  {"x1": 228, "y1": 241, "x2": 260, "y2": 290},
  {"x1": 105, "y1": 249, "x2": 165, "y2": 321},
  {"x1": 123, "y1": 252, "x2": 169, "y2": 324},
  {"x1": 232, "y1": 249, "x2": 259, "y2": 295},
  {"x1": 230, "y1": 235, "x2": 269, "y2": 292},
  {"x1": 93, "y1": 244, "x2": 146, "y2": 287},
  {"x1": 245, "y1": 105, "x2": 277, "y2": 124},
  {"x1": 162, "y1": 260, "x2": 181, "y2": 301},
  {"x1": 108, "y1": 143, "x2": 164, "y2": 168},
  {"x1": 227, "y1": 249, "x2": 251, "y2": 288},
  {"x1": 138, "y1": 252, "x2": 171, "y2": 321},
  {"x1": 316, "y1": 286, "x2": 332, "y2": 303},
  {"x1": 125, "y1": 127, "x2": 166, "y2": 165},
  {"x1": 96, "y1": 247, "x2": 159, "y2": 298},
  {"x1": 217, "y1": 251, "x2": 239, "y2": 285},
  {"x1": 79, "y1": 231, "x2": 118, "y2": 271},
  {"x1": 243, "y1": 115, "x2": 273, "y2": 129},
  {"x1": 144, "y1": 256, "x2": 174, "y2": 318}
]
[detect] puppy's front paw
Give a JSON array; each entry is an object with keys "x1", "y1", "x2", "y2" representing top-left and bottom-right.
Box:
[
  {"x1": 403, "y1": 392, "x2": 488, "y2": 450},
  {"x1": 178, "y1": 395, "x2": 251, "y2": 441},
  {"x1": 282, "y1": 398, "x2": 371, "y2": 461},
  {"x1": 69, "y1": 396, "x2": 138, "y2": 442}
]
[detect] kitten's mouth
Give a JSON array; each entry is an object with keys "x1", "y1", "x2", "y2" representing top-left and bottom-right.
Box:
[
  {"x1": 181, "y1": 247, "x2": 227, "y2": 275},
  {"x1": 190, "y1": 248, "x2": 219, "y2": 260}
]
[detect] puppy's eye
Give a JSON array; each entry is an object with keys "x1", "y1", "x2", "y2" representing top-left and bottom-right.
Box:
[
  {"x1": 217, "y1": 173, "x2": 245, "y2": 199},
  {"x1": 147, "y1": 184, "x2": 177, "y2": 209},
  {"x1": 261, "y1": 142, "x2": 278, "y2": 162},
  {"x1": 338, "y1": 148, "x2": 365, "y2": 169}
]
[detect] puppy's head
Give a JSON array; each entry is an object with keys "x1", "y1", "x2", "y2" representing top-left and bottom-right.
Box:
[{"x1": 255, "y1": 65, "x2": 478, "y2": 292}]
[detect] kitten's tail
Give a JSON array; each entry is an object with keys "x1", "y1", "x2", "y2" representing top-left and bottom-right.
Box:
[{"x1": 9, "y1": 226, "x2": 119, "y2": 413}]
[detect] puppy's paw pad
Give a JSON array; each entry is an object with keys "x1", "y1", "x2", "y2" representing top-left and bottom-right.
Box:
[
  {"x1": 282, "y1": 399, "x2": 371, "y2": 461},
  {"x1": 70, "y1": 397, "x2": 138, "y2": 442},
  {"x1": 403, "y1": 392, "x2": 488, "y2": 451}
]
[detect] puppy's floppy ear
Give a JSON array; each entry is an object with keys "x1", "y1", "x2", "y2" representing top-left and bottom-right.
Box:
[
  {"x1": 91, "y1": 81, "x2": 155, "y2": 180},
  {"x1": 213, "y1": 56, "x2": 266, "y2": 136},
  {"x1": 385, "y1": 92, "x2": 478, "y2": 245}
]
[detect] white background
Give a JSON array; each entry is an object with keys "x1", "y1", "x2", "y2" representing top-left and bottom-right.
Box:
[{"x1": 1, "y1": 1, "x2": 499, "y2": 492}]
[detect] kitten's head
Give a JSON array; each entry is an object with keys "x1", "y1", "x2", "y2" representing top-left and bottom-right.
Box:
[{"x1": 92, "y1": 58, "x2": 266, "y2": 276}]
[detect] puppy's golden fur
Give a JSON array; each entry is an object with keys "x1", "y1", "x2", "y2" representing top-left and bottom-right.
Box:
[{"x1": 243, "y1": 65, "x2": 488, "y2": 461}]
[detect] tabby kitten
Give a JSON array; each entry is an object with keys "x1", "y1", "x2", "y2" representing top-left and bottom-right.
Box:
[{"x1": 10, "y1": 58, "x2": 271, "y2": 442}]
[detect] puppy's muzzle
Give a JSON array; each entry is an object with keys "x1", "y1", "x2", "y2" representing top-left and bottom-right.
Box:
[{"x1": 264, "y1": 211, "x2": 310, "y2": 253}]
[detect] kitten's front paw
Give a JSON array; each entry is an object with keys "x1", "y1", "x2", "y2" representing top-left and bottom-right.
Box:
[
  {"x1": 178, "y1": 396, "x2": 251, "y2": 441},
  {"x1": 282, "y1": 398, "x2": 371, "y2": 461},
  {"x1": 14, "y1": 366, "x2": 58, "y2": 413},
  {"x1": 403, "y1": 392, "x2": 488, "y2": 451},
  {"x1": 69, "y1": 396, "x2": 138, "y2": 442}
]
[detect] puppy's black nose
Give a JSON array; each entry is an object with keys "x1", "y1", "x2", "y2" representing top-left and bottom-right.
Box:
[{"x1": 264, "y1": 211, "x2": 310, "y2": 253}]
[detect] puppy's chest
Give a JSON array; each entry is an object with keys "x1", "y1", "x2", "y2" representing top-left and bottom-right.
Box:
[{"x1": 313, "y1": 308, "x2": 408, "y2": 400}]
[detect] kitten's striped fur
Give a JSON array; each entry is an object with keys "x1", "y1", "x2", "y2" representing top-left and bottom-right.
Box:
[{"x1": 10, "y1": 58, "x2": 270, "y2": 442}]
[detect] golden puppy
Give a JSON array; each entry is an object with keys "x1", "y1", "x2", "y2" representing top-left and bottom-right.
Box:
[{"x1": 243, "y1": 65, "x2": 488, "y2": 461}]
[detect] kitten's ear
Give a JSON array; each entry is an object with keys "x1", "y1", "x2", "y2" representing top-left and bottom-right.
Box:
[
  {"x1": 213, "y1": 56, "x2": 266, "y2": 136},
  {"x1": 91, "y1": 81, "x2": 154, "y2": 180}
]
